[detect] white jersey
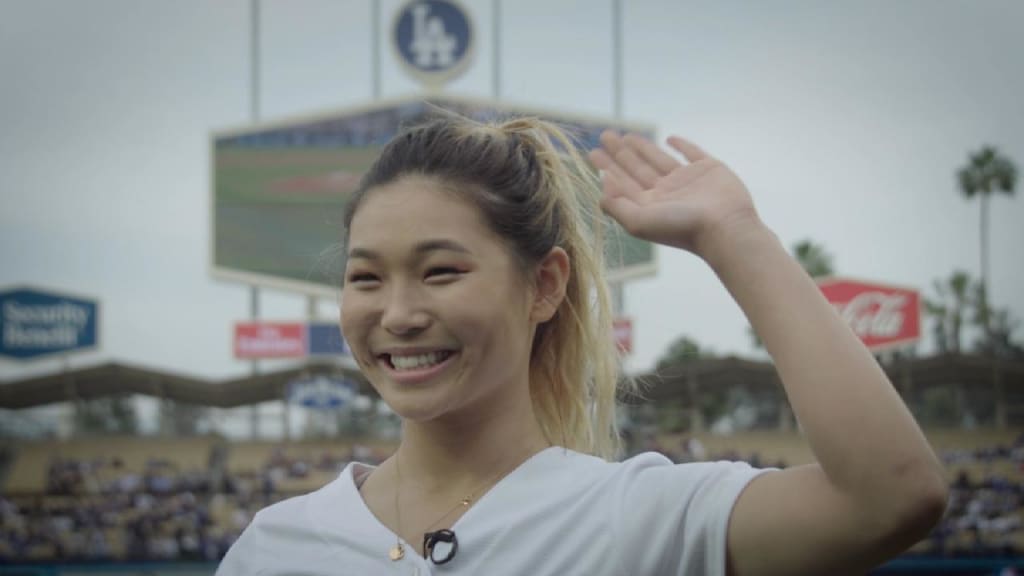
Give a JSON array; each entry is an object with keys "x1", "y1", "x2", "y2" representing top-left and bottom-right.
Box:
[{"x1": 217, "y1": 447, "x2": 768, "y2": 576}]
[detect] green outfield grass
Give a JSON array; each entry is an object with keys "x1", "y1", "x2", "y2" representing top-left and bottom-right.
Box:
[{"x1": 214, "y1": 147, "x2": 382, "y2": 204}]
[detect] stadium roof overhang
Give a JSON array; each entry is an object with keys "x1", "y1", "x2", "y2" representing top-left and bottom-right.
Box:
[
  {"x1": 2, "y1": 353, "x2": 1022, "y2": 410},
  {"x1": 632, "y1": 353, "x2": 1024, "y2": 403},
  {"x1": 0, "y1": 361, "x2": 372, "y2": 409}
]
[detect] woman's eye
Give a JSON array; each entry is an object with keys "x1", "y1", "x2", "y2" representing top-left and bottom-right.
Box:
[
  {"x1": 346, "y1": 273, "x2": 380, "y2": 285},
  {"x1": 425, "y1": 267, "x2": 462, "y2": 279}
]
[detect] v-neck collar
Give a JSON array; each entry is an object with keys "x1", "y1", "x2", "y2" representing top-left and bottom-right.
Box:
[{"x1": 338, "y1": 446, "x2": 565, "y2": 547}]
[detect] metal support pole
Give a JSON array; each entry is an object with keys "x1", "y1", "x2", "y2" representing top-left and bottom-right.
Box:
[
  {"x1": 994, "y1": 360, "x2": 1007, "y2": 429},
  {"x1": 610, "y1": 0, "x2": 625, "y2": 319},
  {"x1": 611, "y1": 0, "x2": 623, "y2": 119},
  {"x1": 250, "y1": 286, "x2": 261, "y2": 438},
  {"x1": 250, "y1": 0, "x2": 261, "y2": 121},
  {"x1": 248, "y1": 0, "x2": 263, "y2": 440},
  {"x1": 372, "y1": 0, "x2": 382, "y2": 99},
  {"x1": 492, "y1": 0, "x2": 501, "y2": 99},
  {"x1": 687, "y1": 368, "x2": 703, "y2": 433}
]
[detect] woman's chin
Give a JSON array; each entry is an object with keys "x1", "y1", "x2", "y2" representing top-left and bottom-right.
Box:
[{"x1": 381, "y1": 393, "x2": 455, "y2": 424}]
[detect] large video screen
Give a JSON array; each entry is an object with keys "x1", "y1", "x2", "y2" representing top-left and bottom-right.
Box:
[{"x1": 211, "y1": 95, "x2": 656, "y2": 296}]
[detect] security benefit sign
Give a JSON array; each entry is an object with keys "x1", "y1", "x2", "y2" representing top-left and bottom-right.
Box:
[
  {"x1": 234, "y1": 322, "x2": 349, "y2": 359},
  {"x1": 0, "y1": 288, "x2": 99, "y2": 360},
  {"x1": 817, "y1": 277, "x2": 921, "y2": 351}
]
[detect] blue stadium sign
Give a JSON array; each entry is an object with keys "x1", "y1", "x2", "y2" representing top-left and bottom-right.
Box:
[
  {"x1": 0, "y1": 287, "x2": 99, "y2": 360},
  {"x1": 288, "y1": 375, "x2": 357, "y2": 410},
  {"x1": 308, "y1": 322, "x2": 349, "y2": 356},
  {"x1": 392, "y1": 0, "x2": 475, "y2": 86}
]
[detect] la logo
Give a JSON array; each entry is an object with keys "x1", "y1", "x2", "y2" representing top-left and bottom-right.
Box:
[
  {"x1": 393, "y1": 0, "x2": 474, "y2": 85},
  {"x1": 409, "y1": 3, "x2": 458, "y2": 68}
]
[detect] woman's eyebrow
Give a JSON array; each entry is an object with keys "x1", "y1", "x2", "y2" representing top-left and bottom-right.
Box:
[
  {"x1": 347, "y1": 239, "x2": 473, "y2": 260},
  {"x1": 347, "y1": 247, "x2": 378, "y2": 261},
  {"x1": 414, "y1": 239, "x2": 473, "y2": 255}
]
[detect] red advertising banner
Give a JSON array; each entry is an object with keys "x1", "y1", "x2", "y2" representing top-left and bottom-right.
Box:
[
  {"x1": 613, "y1": 317, "x2": 633, "y2": 354},
  {"x1": 816, "y1": 277, "x2": 921, "y2": 351},
  {"x1": 234, "y1": 322, "x2": 306, "y2": 359}
]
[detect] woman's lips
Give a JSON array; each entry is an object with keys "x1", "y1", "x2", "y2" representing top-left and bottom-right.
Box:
[{"x1": 379, "y1": 350, "x2": 459, "y2": 385}]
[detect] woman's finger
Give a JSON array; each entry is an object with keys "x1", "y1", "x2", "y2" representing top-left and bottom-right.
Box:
[
  {"x1": 613, "y1": 146, "x2": 662, "y2": 190},
  {"x1": 667, "y1": 136, "x2": 712, "y2": 163},
  {"x1": 598, "y1": 130, "x2": 626, "y2": 157},
  {"x1": 624, "y1": 133, "x2": 679, "y2": 175},
  {"x1": 599, "y1": 190, "x2": 644, "y2": 236},
  {"x1": 589, "y1": 149, "x2": 645, "y2": 198},
  {"x1": 601, "y1": 132, "x2": 661, "y2": 189}
]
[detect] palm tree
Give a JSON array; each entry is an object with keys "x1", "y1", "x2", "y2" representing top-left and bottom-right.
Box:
[
  {"x1": 657, "y1": 335, "x2": 708, "y2": 370},
  {"x1": 957, "y1": 146, "x2": 1018, "y2": 335},
  {"x1": 791, "y1": 239, "x2": 835, "y2": 278},
  {"x1": 924, "y1": 270, "x2": 974, "y2": 354}
]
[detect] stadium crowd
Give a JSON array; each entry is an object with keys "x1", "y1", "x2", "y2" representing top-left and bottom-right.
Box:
[
  {"x1": 925, "y1": 436, "x2": 1024, "y2": 557},
  {"x1": 0, "y1": 444, "x2": 384, "y2": 563},
  {"x1": 0, "y1": 435, "x2": 1020, "y2": 563}
]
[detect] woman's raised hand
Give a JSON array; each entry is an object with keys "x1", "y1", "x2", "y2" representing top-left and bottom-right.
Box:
[{"x1": 588, "y1": 131, "x2": 762, "y2": 259}]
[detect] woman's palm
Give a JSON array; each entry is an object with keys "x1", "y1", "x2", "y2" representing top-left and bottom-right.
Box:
[{"x1": 588, "y1": 131, "x2": 759, "y2": 257}]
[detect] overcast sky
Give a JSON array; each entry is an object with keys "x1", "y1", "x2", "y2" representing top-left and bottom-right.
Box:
[{"x1": 2, "y1": 0, "x2": 1023, "y2": 384}]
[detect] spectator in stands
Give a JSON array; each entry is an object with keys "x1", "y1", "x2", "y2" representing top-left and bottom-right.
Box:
[
  {"x1": 682, "y1": 436, "x2": 707, "y2": 462},
  {"x1": 217, "y1": 113, "x2": 947, "y2": 575}
]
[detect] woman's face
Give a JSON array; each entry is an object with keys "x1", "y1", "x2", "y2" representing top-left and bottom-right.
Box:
[{"x1": 341, "y1": 175, "x2": 538, "y2": 423}]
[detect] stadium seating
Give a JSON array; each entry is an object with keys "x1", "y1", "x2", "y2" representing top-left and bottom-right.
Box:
[{"x1": 0, "y1": 429, "x2": 1019, "y2": 564}]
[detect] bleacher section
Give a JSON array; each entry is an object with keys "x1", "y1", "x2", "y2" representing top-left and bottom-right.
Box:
[
  {"x1": 4, "y1": 437, "x2": 215, "y2": 494},
  {"x1": 224, "y1": 439, "x2": 395, "y2": 493},
  {"x1": 0, "y1": 430, "x2": 1020, "y2": 563},
  {"x1": 657, "y1": 430, "x2": 815, "y2": 467}
]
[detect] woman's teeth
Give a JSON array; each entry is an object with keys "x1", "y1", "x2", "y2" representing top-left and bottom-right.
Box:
[{"x1": 390, "y1": 351, "x2": 451, "y2": 371}]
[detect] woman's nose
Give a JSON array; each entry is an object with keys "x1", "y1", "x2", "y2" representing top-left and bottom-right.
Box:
[{"x1": 380, "y1": 288, "x2": 431, "y2": 335}]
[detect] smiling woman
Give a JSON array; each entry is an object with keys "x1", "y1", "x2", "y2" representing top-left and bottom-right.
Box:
[
  {"x1": 338, "y1": 115, "x2": 625, "y2": 464},
  {"x1": 341, "y1": 175, "x2": 553, "y2": 425},
  {"x1": 216, "y1": 111, "x2": 948, "y2": 576}
]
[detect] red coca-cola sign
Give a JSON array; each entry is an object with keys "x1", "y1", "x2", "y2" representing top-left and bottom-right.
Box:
[{"x1": 816, "y1": 277, "x2": 921, "y2": 351}]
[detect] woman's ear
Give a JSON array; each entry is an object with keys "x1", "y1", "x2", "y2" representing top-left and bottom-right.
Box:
[{"x1": 530, "y1": 247, "x2": 570, "y2": 323}]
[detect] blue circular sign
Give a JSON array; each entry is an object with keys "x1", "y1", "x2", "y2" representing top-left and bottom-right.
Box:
[{"x1": 393, "y1": 0, "x2": 475, "y2": 86}]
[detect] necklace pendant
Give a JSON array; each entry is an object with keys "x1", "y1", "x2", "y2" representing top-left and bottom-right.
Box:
[{"x1": 389, "y1": 542, "x2": 405, "y2": 561}]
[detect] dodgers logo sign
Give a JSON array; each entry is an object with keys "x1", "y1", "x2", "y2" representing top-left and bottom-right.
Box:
[
  {"x1": 0, "y1": 287, "x2": 99, "y2": 360},
  {"x1": 393, "y1": 0, "x2": 474, "y2": 86},
  {"x1": 288, "y1": 375, "x2": 357, "y2": 410}
]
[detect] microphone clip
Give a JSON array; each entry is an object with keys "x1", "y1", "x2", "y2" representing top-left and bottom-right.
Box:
[{"x1": 423, "y1": 528, "x2": 458, "y2": 565}]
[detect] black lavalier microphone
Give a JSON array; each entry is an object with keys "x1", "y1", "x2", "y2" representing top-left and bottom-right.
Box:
[{"x1": 423, "y1": 529, "x2": 458, "y2": 565}]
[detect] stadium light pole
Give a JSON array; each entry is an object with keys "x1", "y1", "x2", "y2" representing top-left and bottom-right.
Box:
[
  {"x1": 372, "y1": 0, "x2": 381, "y2": 99},
  {"x1": 249, "y1": 0, "x2": 262, "y2": 440},
  {"x1": 493, "y1": 0, "x2": 501, "y2": 99},
  {"x1": 611, "y1": 0, "x2": 624, "y2": 314}
]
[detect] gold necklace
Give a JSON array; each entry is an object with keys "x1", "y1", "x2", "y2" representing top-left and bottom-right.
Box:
[{"x1": 388, "y1": 448, "x2": 541, "y2": 562}]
